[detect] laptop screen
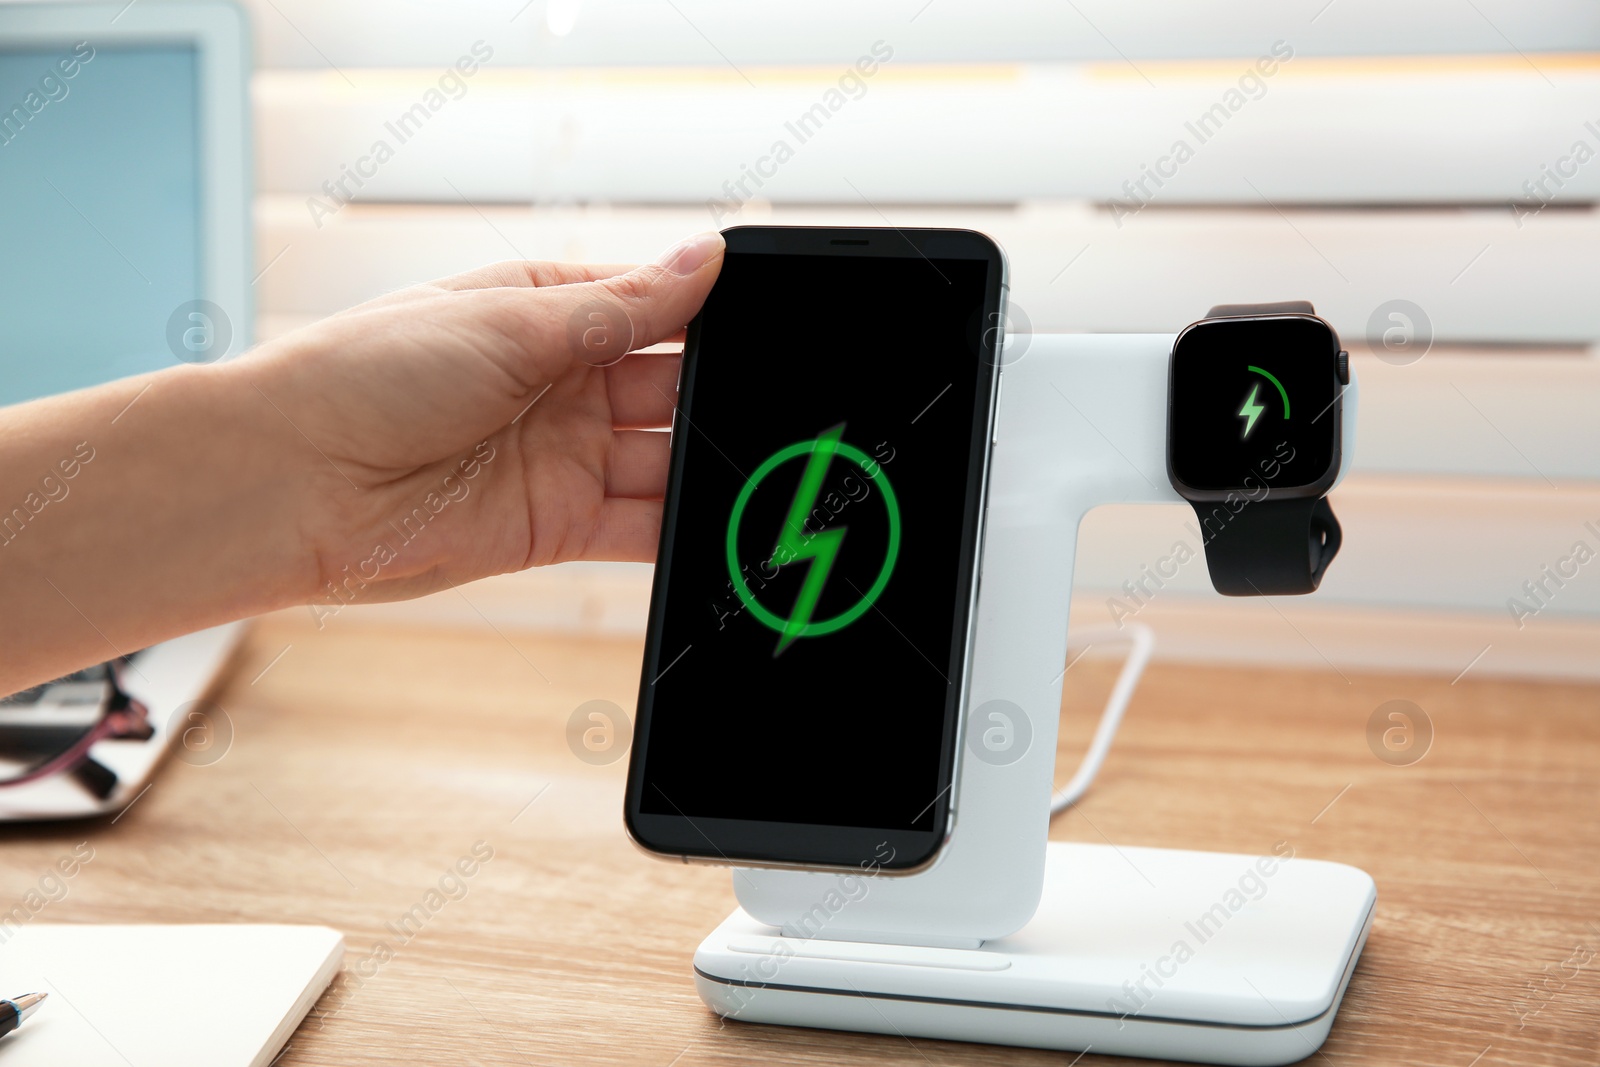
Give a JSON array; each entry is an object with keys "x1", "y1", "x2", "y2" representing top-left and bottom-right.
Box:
[{"x1": 0, "y1": 43, "x2": 202, "y2": 407}]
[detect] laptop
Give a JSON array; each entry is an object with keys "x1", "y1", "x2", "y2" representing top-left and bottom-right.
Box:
[{"x1": 0, "y1": 0, "x2": 253, "y2": 819}]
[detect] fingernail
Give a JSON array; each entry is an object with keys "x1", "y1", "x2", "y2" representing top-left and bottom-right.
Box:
[{"x1": 656, "y1": 231, "x2": 724, "y2": 276}]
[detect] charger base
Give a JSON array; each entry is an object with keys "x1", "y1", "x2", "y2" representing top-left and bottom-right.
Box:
[{"x1": 696, "y1": 841, "x2": 1374, "y2": 1067}]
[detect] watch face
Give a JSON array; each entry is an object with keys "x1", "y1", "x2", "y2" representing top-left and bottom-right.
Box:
[{"x1": 1169, "y1": 316, "x2": 1339, "y2": 494}]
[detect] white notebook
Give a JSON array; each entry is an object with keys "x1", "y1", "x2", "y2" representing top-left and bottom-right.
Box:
[{"x1": 0, "y1": 924, "x2": 343, "y2": 1066}]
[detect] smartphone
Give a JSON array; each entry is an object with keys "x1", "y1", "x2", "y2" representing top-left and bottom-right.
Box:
[{"x1": 624, "y1": 226, "x2": 1006, "y2": 873}]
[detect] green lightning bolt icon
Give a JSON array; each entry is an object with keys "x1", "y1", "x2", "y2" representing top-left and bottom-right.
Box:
[
  {"x1": 1237, "y1": 382, "x2": 1265, "y2": 440},
  {"x1": 770, "y1": 423, "x2": 847, "y2": 656}
]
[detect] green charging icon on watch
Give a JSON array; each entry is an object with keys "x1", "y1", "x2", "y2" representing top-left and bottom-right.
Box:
[
  {"x1": 725, "y1": 425, "x2": 901, "y2": 656},
  {"x1": 1237, "y1": 365, "x2": 1290, "y2": 441}
]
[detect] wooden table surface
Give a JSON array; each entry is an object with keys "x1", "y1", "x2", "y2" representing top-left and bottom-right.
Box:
[{"x1": 3, "y1": 613, "x2": 1596, "y2": 1067}]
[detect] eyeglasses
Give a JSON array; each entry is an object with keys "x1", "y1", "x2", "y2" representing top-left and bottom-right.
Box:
[{"x1": 0, "y1": 659, "x2": 154, "y2": 798}]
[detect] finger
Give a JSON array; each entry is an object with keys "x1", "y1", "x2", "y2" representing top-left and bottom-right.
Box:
[
  {"x1": 326, "y1": 261, "x2": 645, "y2": 318},
  {"x1": 588, "y1": 232, "x2": 724, "y2": 347},
  {"x1": 606, "y1": 430, "x2": 671, "y2": 499},
  {"x1": 581, "y1": 497, "x2": 663, "y2": 563},
  {"x1": 491, "y1": 231, "x2": 724, "y2": 379},
  {"x1": 607, "y1": 352, "x2": 682, "y2": 429},
  {"x1": 647, "y1": 329, "x2": 686, "y2": 346},
  {"x1": 431, "y1": 260, "x2": 638, "y2": 292}
]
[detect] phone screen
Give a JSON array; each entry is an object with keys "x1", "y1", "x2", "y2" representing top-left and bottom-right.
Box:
[{"x1": 626, "y1": 227, "x2": 1003, "y2": 870}]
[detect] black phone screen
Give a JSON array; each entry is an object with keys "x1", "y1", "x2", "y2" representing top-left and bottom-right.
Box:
[{"x1": 625, "y1": 228, "x2": 1002, "y2": 870}]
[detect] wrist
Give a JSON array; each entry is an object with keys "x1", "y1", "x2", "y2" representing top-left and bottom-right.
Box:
[
  {"x1": 200, "y1": 358, "x2": 331, "y2": 611},
  {"x1": 94, "y1": 359, "x2": 321, "y2": 622}
]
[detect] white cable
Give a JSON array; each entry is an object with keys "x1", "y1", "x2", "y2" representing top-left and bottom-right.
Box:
[{"x1": 1049, "y1": 621, "x2": 1156, "y2": 817}]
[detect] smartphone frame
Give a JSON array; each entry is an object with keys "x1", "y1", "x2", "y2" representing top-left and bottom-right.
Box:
[{"x1": 624, "y1": 225, "x2": 1007, "y2": 874}]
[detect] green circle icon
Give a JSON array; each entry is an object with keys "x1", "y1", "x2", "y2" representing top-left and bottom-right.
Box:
[{"x1": 725, "y1": 437, "x2": 901, "y2": 641}]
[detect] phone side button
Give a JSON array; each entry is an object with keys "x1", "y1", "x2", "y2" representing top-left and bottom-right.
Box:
[{"x1": 992, "y1": 373, "x2": 1004, "y2": 445}]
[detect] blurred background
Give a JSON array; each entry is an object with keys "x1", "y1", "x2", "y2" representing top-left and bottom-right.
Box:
[{"x1": 17, "y1": 0, "x2": 1600, "y2": 679}]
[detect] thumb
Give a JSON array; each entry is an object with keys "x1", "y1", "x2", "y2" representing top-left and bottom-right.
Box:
[{"x1": 546, "y1": 231, "x2": 725, "y2": 369}]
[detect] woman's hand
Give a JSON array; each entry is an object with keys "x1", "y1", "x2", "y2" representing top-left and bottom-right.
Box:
[
  {"x1": 0, "y1": 232, "x2": 723, "y2": 693},
  {"x1": 240, "y1": 232, "x2": 724, "y2": 610}
]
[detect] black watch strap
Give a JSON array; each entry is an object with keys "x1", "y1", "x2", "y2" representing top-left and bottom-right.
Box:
[
  {"x1": 1192, "y1": 495, "x2": 1342, "y2": 595},
  {"x1": 1189, "y1": 299, "x2": 1342, "y2": 596}
]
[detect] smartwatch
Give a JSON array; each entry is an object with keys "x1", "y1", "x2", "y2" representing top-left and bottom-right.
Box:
[{"x1": 1167, "y1": 301, "x2": 1347, "y2": 596}]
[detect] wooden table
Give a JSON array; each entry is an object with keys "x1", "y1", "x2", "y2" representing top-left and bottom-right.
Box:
[{"x1": 4, "y1": 614, "x2": 1596, "y2": 1066}]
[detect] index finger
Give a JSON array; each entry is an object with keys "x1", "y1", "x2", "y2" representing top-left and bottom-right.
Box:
[{"x1": 430, "y1": 260, "x2": 639, "y2": 292}]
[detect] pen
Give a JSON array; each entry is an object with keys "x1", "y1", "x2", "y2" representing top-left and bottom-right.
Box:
[{"x1": 0, "y1": 993, "x2": 46, "y2": 1037}]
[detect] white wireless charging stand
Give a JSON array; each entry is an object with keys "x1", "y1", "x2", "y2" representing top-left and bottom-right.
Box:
[{"x1": 692, "y1": 334, "x2": 1375, "y2": 1066}]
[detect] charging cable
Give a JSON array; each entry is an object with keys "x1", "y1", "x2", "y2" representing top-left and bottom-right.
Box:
[{"x1": 1048, "y1": 622, "x2": 1155, "y2": 817}]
